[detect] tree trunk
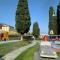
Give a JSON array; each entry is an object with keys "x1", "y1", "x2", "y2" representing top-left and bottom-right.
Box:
[{"x1": 21, "y1": 35, "x2": 23, "y2": 41}]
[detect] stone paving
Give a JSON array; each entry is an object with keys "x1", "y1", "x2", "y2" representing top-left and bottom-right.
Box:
[{"x1": 0, "y1": 40, "x2": 20, "y2": 44}]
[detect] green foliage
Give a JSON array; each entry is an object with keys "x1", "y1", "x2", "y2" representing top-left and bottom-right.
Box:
[
  {"x1": 48, "y1": 6, "x2": 57, "y2": 35},
  {"x1": 33, "y1": 22, "x2": 40, "y2": 38},
  {"x1": 57, "y1": 2, "x2": 60, "y2": 35},
  {"x1": 57, "y1": 52, "x2": 60, "y2": 57},
  {"x1": 49, "y1": 7, "x2": 54, "y2": 17},
  {"x1": 15, "y1": 0, "x2": 31, "y2": 34},
  {"x1": 49, "y1": 7, "x2": 54, "y2": 34},
  {"x1": 52, "y1": 16, "x2": 57, "y2": 35}
]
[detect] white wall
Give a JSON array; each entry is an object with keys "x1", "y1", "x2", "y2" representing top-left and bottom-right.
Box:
[{"x1": 2, "y1": 26, "x2": 10, "y2": 32}]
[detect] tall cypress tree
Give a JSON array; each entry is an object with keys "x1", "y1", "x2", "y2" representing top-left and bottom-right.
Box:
[
  {"x1": 15, "y1": 0, "x2": 31, "y2": 40},
  {"x1": 52, "y1": 16, "x2": 57, "y2": 35},
  {"x1": 57, "y1": 2, "x2": 60, "y2": 35},
  {"x1": 33, "y1": 22, "x2": 40, "y2": 39},
  {"x1": 49, "y1": 7, "x2": 55, "y2": 35}
]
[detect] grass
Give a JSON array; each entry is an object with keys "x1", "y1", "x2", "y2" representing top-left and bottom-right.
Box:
[
  {"x1": 0, "y1": 41, "x2": 29, "y2": 56},
  {"x1": 15, "y1": 44, "x2": 39, "y2": 60},
  {"x1": 57, "y1": 52, "x2": 60, "y2": 57}
]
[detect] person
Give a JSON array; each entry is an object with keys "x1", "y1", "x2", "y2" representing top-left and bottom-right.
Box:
[{"x1": 43, "y1": 35, "x2": 48, "y2": 41}]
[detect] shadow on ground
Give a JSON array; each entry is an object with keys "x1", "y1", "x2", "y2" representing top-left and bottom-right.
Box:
[{"x1": 0, "y1": 55, "x2": 4, "y2": 60}]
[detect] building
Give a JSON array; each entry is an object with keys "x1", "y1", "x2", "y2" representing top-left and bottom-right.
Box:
[
  {"x1": 0, "y1": 23, "x2": 14, "y2": 32},
  {"x1": 0, "y1": 23, "x2": 18, "y2": 35},
  {"x1": 2, "y1": 24, "x2": 10, "y2": 32}
]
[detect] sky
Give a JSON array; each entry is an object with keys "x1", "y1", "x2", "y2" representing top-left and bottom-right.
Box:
[{"x1": 0, "y1": 0, "x2": 59, "y2": 34}]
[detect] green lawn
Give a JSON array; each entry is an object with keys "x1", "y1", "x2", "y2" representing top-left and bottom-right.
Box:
[
  {"x1": 57, "y1": 52, "x2": 60, "y2": 57},
  {"x1": 15, "y1": 44, "x2": 39, "y2": 60},
  {"x1": 0, "y1": 41, "x2": 29, "y2": 57}
]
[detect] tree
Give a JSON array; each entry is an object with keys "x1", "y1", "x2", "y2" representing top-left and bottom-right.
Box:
[
  {"x1": 57, "y1": 2, "x2": 60, "y2": 35},
  {"x1": 48, "y1": 6, "x2": 57, "y2": 35},
  {"x1": 33, "y1": 22, "x2": 40, "y2": 39},
  {"x1": 52, "y1": 16, "x2": 57, "y2": 35},
  {"x1": 15, "y1": 0, "x2": 31, "y2": 41}
]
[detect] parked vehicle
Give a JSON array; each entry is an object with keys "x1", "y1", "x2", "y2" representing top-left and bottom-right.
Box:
[
  {"x1": 48, "y1": 35, "x2": 60, "y2": 41},
  {"x1": 40, "y1": 41, "x2": 57, "y2": 58}
]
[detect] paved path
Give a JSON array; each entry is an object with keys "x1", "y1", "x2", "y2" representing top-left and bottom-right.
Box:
[
  {"x1": 0, "y1": 40, "x2": 20, "y2": 44},
  {"x1": 33, "y1": 51, "x2": 40, "y2": 60},
  {"x1": 1, "y1": 41, "x2": 36, "y2": 60}
]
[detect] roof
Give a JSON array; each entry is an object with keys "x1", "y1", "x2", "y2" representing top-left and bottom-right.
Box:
[{"x1": 0, "y1": 23, "x2": 14, "y2": 28}]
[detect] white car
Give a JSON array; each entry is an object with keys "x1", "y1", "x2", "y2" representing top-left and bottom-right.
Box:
[{"x1": 40, "y1": 41, "x2": 58, "y2": 58}]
